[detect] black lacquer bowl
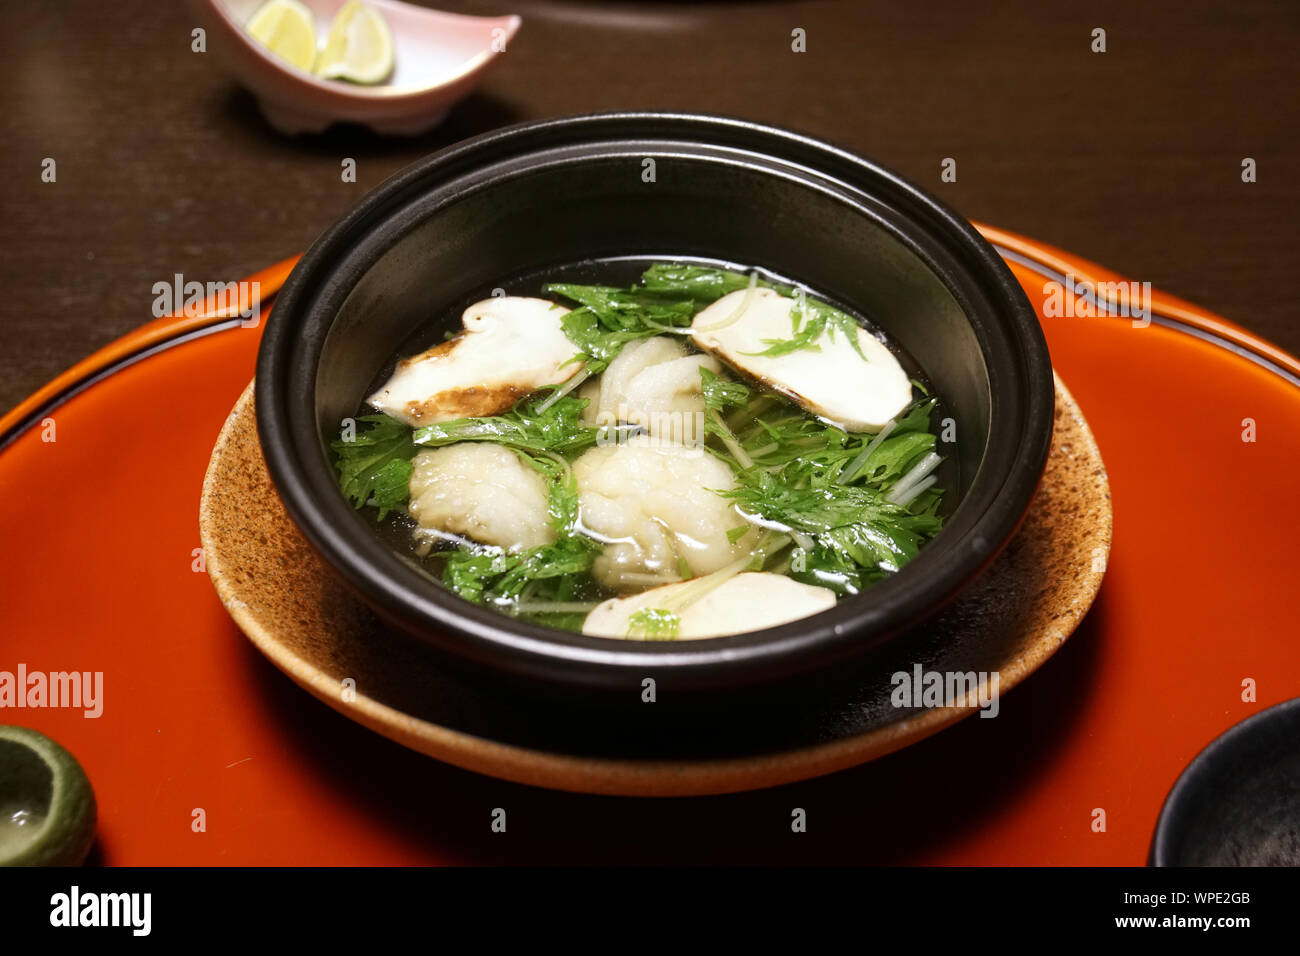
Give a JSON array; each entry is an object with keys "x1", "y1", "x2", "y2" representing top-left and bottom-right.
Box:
[
  {"x1": 255, "y1": 112, "x2": 1054, "y2": 697},
  {"x1": 1151, "y1": 698, "x2": 1300, "y2": 866}
]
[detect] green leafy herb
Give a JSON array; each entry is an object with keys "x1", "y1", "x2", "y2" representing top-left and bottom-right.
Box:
[
  {"x1": 442, "y1": 535, "x2": 600, "y2": 613},
  {"x1": 890, "y1": 396, "x2": 940, "y2": 436},
  {"x1": 641, "y1": 264, "x2": 869, "y2": 361},
  {"x1": 544, "y1": 283, "x2": 697, "y2": 374},
  {"x1": 544, "y1": 284, "x2": 696, "y2": 331},
  {"x1": 700, "y1": 366, "x2": 751, "y2": 414},
  {"x1": 841, "y1": 431, "x2": 935, "y2": 486},
  {"x1": 743, "y1": 416, "x2": 852, "y2": 475},
  {"x1": 639, "y1": 264, "x2": 764, "y2": 303},
  {"x1": 789, "y1": 545, "x2": 870, "y2": 596},
  {"x1": 330, "y1": 414, "x2": 416, "y2": 520},
  {"x1": 720, "y1": 469, "x2": 942, "y2": 577},
  {"x1": 555, "y1": 308, "x2": 655, "y2": 373},
  {"x1": 441, "y1": 548, "x2": 516, "y2": 606},
  {"x1": 514, "y1": 451, "x2": 583, "y2": 537},
  {"x1": 366, "y1": 459, "x2": 414, "y2": 519},
  {"x1": 744, "y1": 291, "x2": 869, "y2": 362},
  {"x1": 627, "y1": 607, "x2": 681, "y2": 640},
  {"x1": 496, "y1": 535, "x2": 600, "y2": 600},
  {"x1": 412, "y1": 394, "x2": 597, "y2": 455}
]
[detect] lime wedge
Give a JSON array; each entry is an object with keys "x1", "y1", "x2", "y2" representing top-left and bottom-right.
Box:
[
  {"x1": 245, "y1": 0, "x2": 319, "y2": 73},
  {"x1": 315, "y1": 0, "x2": 396, "y2": 85},
  {"x1": 0, "y1": 726, "x2": 96, "y2": 867}
]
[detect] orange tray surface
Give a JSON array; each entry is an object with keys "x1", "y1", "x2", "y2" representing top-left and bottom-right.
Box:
[{"x1": 1, "y1": 232, "x2": 1297, "y2": 865}]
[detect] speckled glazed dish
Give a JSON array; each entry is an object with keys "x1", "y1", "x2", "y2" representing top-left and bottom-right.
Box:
[
  {"x1": 254, "y1": 112, "x2": 1057, "y2": 698},
  {"x1": 200, "y1": 371, "x2": 1105, "y2": 796}
]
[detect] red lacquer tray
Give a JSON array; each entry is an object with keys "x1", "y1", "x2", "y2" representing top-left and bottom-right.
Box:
[{"x1": 2, "y1": 226, "x2": 1297, "y2": 865}]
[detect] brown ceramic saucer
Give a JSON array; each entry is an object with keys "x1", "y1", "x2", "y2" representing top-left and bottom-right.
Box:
[{"x1": 199, "y1": 373, "x2": 1110, "y2": 797}]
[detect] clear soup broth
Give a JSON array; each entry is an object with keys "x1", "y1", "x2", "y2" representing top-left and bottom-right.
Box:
[{"x1": 333, "y1": 257, "x2": 957, "y2": 640}]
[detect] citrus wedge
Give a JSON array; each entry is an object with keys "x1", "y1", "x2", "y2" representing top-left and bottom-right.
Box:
[
  {"x1": 315, "y1": 0, "x2": 396, "y2": 85},
  {"x1": 245, "y1": 0, "x2": 319, "y2": 73}
]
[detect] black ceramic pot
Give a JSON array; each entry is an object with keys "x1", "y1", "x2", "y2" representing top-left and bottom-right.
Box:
[{"x1": 256, "y1": 112, "x2": 1054, "y2": 697}]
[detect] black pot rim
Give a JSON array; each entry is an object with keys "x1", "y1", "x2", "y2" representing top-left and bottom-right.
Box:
[{"x1": 255, "y1": 110, "x2": 1055, "y2": 694}]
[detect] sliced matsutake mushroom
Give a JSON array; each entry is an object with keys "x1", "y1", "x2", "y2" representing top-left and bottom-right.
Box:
[
  {"x1": 582, "y1": 571, "x2": 837, "y2": 640},
  {"x1": 367, "y1": 296, "x2": 581, "y2": 427},
  {"x1": 690, "y1": 288, "x2": 912, "y2": 432}
]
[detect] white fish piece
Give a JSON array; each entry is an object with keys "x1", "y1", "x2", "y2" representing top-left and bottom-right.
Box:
[
  {"x1": 690, "y1": 288, "x2": 912, "y2": 432},
  {"x1": 572, "y1": 435, "x2": 753, "y2": 590},
  {"x1": 590, "y1": 336, "x2": 718, "y2": 442},
  {"x1": 407, "y1": 444, "x2": 554, "y2": 552},
  {"x1": 368, "y1": 296, "x2": 579, "y2": 427},
  {"x1": 583, "y1": 571, "x2": 837, "y2": 639}
]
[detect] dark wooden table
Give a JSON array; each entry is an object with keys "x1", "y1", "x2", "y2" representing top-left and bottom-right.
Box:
[{"x1": 2, "y1": 0, "x2": 1296, "y2": 412}]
